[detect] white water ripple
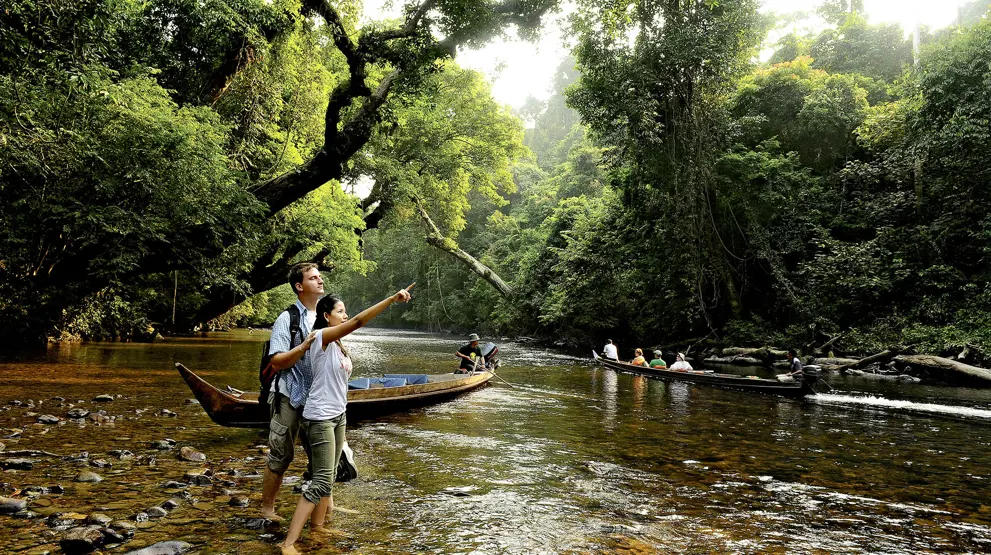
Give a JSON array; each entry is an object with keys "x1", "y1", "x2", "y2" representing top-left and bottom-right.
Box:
[{"x1": 812, "y1": 393, "x2": 991, "y2": 420}]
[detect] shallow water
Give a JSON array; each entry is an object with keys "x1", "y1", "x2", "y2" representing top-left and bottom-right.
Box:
[{"x1": 2, "y1": 329, "x2": 991, "y2": 554}]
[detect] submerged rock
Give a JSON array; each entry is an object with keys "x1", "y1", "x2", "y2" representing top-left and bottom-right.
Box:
[
  {"x1": 0, "y1": 497, "x2": 28, "y2": 514},
  {"x1": 178, "y1": 446, "x2": 206, "y2": 462},
  {"x1": 73, "y1": 471, "x2": 103, "y2": 483},
  {"x1": 0, "y1": 458, "x2": 36, "y2": 470},
  {"x1": 122, "y1": 540, "x2": 193, "y2": 555},
  {"x1": 145, "y1": 507, "x2": 168, "y2": 518},
  {"x1": 93, "y1": 395, "x2": 114, "y2": 403},
  {"x1": 59, "y1": 526, "x2": 105, "y2": 554},
  {"x1": 85, "y1": 513, "x2": 113, "y2": 526}
]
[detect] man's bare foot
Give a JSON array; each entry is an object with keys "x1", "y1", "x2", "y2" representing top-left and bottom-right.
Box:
[
  {"x1": 261, "y1": 510, "x2": 285, "y2": 523},
  {"x1": 279, "y1": 543, "x2": 300, "y2": 555}
]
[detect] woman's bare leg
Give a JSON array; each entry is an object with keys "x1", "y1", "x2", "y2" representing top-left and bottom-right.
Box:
[
  {"x1": 311, "y1": 495, "x2": 331, "y2": 528},
  {"x1": 281, "y1": 496, "x2": 317, "y2": 553}
]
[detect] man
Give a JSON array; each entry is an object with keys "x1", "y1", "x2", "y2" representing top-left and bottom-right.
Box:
[
  {"x1": 777, "y1": 349, "x2": 804, "y2": 383},
  {"x1": 603, "y1": 339, "x2": 619, "y2": 361},
  {"x1": 455, "y1": 333, "x2": 483, "y2": 373},
  {"x1": 261, "y1": 262, "x2": 322, "y2": 521},
  {"x1": 648, "y1": 350, "x2": 667, "y2": 369}
]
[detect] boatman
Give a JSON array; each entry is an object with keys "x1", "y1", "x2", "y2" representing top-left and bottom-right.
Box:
[
  {"x1": 455, "y1": 333, "x2": 484, "y2": 373},
  {"x1": 261, "y1": 262, "x2": 321, "y2": 522},
  {"x1": 776, "y1": 349, "x2": 804, "y2": 383}
]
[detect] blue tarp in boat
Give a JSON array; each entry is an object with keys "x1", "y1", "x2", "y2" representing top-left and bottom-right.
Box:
[
  {"x1": 348, "y1": 377, "x2": 409, "y2": 390},
  {"x1": 383, "y1": 373, "x2": 429, "y2": 385}
]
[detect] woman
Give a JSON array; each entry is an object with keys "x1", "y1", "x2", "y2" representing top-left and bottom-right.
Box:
[
  {"x1": 280, "y1": 286, "x2": 412, "y2": 555},
  {"x1": 630, "y1": 348, "x2": 648, "y2": 367}
]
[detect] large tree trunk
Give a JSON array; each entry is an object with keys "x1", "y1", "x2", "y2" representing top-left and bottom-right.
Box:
[
  {"x1": 894, "y1": 354, "x2": 991, "y2": 386},
  {"x1": 415, "y1": 202, "x2": 515, "y2": 298}
]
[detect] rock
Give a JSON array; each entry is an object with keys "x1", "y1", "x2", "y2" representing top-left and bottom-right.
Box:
[
  {"x1": 93, "y1": 395, "x2": 114, "y2": 403},
  {"x1": 59, "y1": 526, "x2": 105, "y2": 554},
  {"x1": 38, "y1": 415, "x2": 60, "y2": 424},
  {"x1": 0, "y1": 496, "x2": 28, "y2": 514},
  {"x1": 178, "y1": 446, "x2": 206, "y2": 462},
  {"x1": 23, "y1": 486, "x2": 48, "y2": 495},
  {"x1": 109, "y1": 450, "x2": 134, "y2": 460},
  {"x1": 85, "y1": 513, "x2": 113, "y2": 526},
  {"x1": 73, "y1": 471, "x2": 103, "y2": 483},
  {"x1": 53, "y1": 396, "x2": 66, "y2": 402},
  {"x1": 90, "y1": 459, "x2": 112, "y2": 468},
  {"x1": 122, "y1": 541, "x2": 194, "y2": 555},
  {"x1": 0, "y1": 458, "x2": 36, "y2": 470},
  {"x1": 158, "y1": 409, "x2": 177, "y2": 417},
  {"x1": 133, "y1": 512, "x2": 149, "y2": 523},
  {"x1": 9, "y1": 400, "x2": 23, "y2": 407},
  {"x1": 161, "y1": 499, "x2": 180, "y2": 510},
  {"x1": 228, "y1": 496, "x2": 249, "y2": 507},
  {"x1": 243, "y1": 518, "x2": 268, "y2": 530},
  {"x1": 98, "y1": 526, "x2": 128, "y2": 543},
  {"x1": 110, "y1": 520, "x2": 137, "y2": 533},
  {"x1": 145, "y1": 506, "x2": 168, "y2": 518},
  {"x1": 150, "y1": 441, "x2": 174, "y2": 450},
  {"x1": 48, "y1": 484, "x2": 65, "y2": 494},
  {"x1": 0, "y1": 441, "x2": 4, "y2": 451},
  {"x1": 66, "y1": 409, "x2": 90, "y2": 419},
  {"x1": 161, "y1": 481, "x2": 187, "y2": 490},
  {"x1": 183, "y1": 471, "x2": 212, "y2": 486},
  {"x1": 184, "y1": 399, "x2": 199, "y2": 405}
]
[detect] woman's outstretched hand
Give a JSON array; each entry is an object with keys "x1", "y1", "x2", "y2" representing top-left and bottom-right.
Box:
[{"x1": 394, "y1": 282, "x2": 414, "y2": 303}]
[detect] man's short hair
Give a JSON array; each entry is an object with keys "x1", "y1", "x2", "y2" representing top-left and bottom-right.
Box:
[{"x1": 288, "y1": 262, "x2": 319, "y2": 292}]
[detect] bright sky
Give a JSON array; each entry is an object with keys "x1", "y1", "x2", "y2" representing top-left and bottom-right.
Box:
[{"x1": 364, "y1": 0, "x2": 967, "y2": 108}]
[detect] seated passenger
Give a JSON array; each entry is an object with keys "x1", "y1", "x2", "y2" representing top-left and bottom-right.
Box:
[
  {"x1": 630, "y1": 348, "x2": 648, "y2": 367},
  {"x1": 669, "y1": 353, "x2": 693, "y2": 371},
  {"x1": 648, "y1": 350, "x2": 667, "y2": 369}
]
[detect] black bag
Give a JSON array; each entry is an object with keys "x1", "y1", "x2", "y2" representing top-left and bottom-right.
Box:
[
  {"x1": 259, "y1": 304, "x2": 302, "y2": 409},
  {"x1": 335, "y1": 441, "x2": 357, "y2": 483}
]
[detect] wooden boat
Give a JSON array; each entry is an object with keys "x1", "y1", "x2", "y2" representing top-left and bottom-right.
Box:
[
  {"x1": 593, "y1": 352, "x2": 817, "y2": 397},
  {"x1": 176, "y1": 363, "x2": 493, "y2": 428}
]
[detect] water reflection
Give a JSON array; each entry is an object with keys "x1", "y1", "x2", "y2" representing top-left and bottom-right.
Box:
[{"x1": 1, "y1": 330, "x2": 990, "y2": 554}]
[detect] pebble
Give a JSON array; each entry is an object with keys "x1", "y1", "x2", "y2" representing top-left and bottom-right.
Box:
[
  {"x1": 158, "y1": 409, "x2": 177, "y2": 417},
  {"x1": 161, "y1": 499, "x2": 180, "y2": 511},
  {"x1": 133, "y1": 512, "x2": 149, "y2": 523},
  {"x1": 150, "y1": 441, "x2": 174, "y2": 451},
  {"x1": 178, "y1": 446, "x2": 206, "y2": 462},
  {"x1": 145, "y1": 506, "x2": 168, "y2": 518},
  {"x1": 122, "y1": 540, "x2": 193, "y2": 555},
  {"x1": 183, "y1": 471, "x2": 212, "y2": 486},
  {"x1": 66, "y1": 409, "x2": 90, "y2": 419},
  {"x1": 109, "y1": 450, "x2": 134, "y2": 460},
  {"x1": 228, "y1": 496, "x2": 249, "y2": 507},
  {"x1": 0, "y1": 497, "x2": 28, "y2": 514},
  {"x1": 38, "y1": 415, "x2": 60, "y2": 424},
  {"x1": 89, "y1": 459, "x2": 112, "y2": 468},
  {"x1": 59, "y1": 526, "x2": 105, "y2": 554},
  {"x1": 93, "y1": 395, "x2": 114, "y2": 403},
  {"x1": 85, "y1": 513, "x2": 113, "y2": 526},
  {"x1": 73, "y1": 471, "x2": 103, "y2": 483},
  {"x1": 161, "y1": 481, "x2": 187, "y2": 490}
]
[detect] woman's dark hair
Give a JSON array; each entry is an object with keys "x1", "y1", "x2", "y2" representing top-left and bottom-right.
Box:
[
  {"x1": 313, "y1": 295, "x2": 343, "y2": 330},
  {"x1": 313, "y1": 295, "x2": 349, "y2": 357}
]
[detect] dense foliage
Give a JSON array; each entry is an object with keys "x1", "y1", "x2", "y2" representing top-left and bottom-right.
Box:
[{"x1": 4, "y1": 0, "x2": 991, "y2": 361}]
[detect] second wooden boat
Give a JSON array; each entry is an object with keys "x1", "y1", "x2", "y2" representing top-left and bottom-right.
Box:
[
  {"x1": 593, "y1": 352, "x2": 817, "y2": 397},
  {"x1": 176, "y1": 363, "x2": 493, "y2": 428}
]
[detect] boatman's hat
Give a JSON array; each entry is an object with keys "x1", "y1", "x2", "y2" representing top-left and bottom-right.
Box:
[{"x1": 468, "y1": 333, "x2": 480, "y2": 342}]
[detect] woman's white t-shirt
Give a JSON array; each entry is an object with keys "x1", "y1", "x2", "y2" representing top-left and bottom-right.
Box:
[{"x1": 304, "y1": 331, "x2": 352, "y2": 420}]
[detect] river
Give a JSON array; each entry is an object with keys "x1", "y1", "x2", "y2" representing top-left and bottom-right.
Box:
[{"x1": 1, "y1": 329, "x2": 990, "y2": 554}]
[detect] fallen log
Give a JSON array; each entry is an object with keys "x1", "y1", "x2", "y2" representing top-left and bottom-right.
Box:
[
  {"x1": 894, "y1": 354, "x2": 991, "y2": 386},
  {"x1": 836, "y1": 347, "x2": 906, "y2": 374}
]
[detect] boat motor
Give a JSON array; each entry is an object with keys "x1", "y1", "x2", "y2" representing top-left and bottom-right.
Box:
[{"x1": 481, "y1": 342, "x2": 500, "y2": 370}]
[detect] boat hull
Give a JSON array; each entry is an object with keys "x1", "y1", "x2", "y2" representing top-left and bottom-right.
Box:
[
  {"x1": 595, "y1": 356, "x2": 813, "y2": 397},
  {"x1": 176, "y1": 363, "x2": 493, "y2": 428}
]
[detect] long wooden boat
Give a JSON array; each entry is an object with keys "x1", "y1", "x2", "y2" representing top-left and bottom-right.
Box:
[
  {"x1": 593, "y1": 352, "x2": 816, "y2": 397},
  {"x1": 176, "y1": 363, "x2": 493, "y2": 428}
]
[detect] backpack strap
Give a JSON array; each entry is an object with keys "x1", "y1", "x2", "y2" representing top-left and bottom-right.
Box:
[{"x1": 287, "y1": 304, "x2": 302, "y2": 349}]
